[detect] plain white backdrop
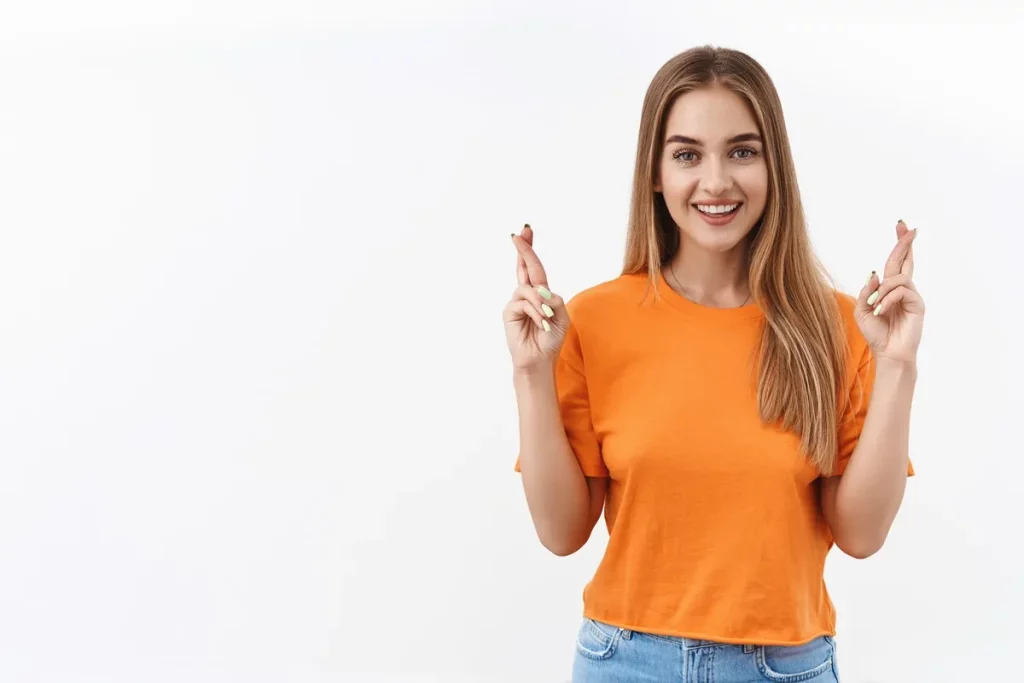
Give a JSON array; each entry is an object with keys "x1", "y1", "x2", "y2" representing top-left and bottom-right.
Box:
[{"x1": 0, "y1": 1, "x2": 1021, "y2": 681}]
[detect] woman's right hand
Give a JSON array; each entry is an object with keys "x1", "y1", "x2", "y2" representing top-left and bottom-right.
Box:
[{"x1": 503, "y1": 224, "x2": 570, "y2": 373}]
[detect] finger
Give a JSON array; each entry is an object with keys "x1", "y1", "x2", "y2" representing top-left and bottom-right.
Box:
[
  {"x1": 871, "y1": 285, "x2": 925, "y2": 318},
  {"x1": 511, "y1": 284, "x2": 565, "y2": 328},
  {"x1": 865, "y1": 273, "x2": 915, "y2": 310},
  {"x1": 509, "y1": 282, "x2": 552, "y2": 317},
  {"x1": 855, "y1": 270, "x2": 879, "y2": 316},
  {"x1": 515, "y1": 224, "x2": 533, "y2": 285},
  {"x1": 883, "y1": 228, "x2": 915, "y2": 279},
  {"x1": 511, "y1": 233, "x2": 549, "y2": 287},
  {"x1": 895, "y1": 219, "x2": 909, "y2": 241},
  {"x1": 503, "y1": 298, "x2": 549, "y2": 332},
  {"x1": 901, "y1": 226, "x2": 916, "y2": 278}
]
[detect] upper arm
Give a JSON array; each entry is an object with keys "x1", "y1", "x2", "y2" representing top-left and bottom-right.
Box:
[
  {"x1": 585, "y1": 476, "x2": 608, "y2": 532},
  {"x1": 819, "y1": 475, "x2": 841, "y2": 532}
]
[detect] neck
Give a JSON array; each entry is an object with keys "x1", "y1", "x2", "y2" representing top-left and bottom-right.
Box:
[{"x1": 665, "y1": 236, "x2": 751, "y2": 308}]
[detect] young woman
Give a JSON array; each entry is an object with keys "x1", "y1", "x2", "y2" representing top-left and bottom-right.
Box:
[{"x1": 504, "y1": 46, "x2": 922, "y2": 683}]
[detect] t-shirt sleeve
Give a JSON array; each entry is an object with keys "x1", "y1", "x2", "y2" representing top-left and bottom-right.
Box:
[
  {"x1": 832, "y1": 342, "x2": 915, "y2": 477},
  {"x1": 514, "y1": 319, "x2": 609, "y2": 478}
]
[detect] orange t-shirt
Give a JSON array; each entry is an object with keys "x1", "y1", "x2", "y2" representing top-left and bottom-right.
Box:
[{"x1": 515, "y1": 272, "x2": 913, "y2": 645}]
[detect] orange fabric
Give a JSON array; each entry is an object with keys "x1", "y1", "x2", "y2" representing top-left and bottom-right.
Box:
[{"x1": 514, "y1": 272, "x2": 913, "y2": 645}]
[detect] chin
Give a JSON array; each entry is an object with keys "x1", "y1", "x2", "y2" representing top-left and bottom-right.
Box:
[
  {"x1": 682, "y1": 225, "x2": 754, "y2": 253},
  {"x1": 673, "y1": 204, "x2": 757, "y2": 253}
]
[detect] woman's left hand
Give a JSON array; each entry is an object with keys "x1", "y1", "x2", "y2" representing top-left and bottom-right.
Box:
[{"x1": 856, "y1": 220, "x2": 925, "y2": 364}]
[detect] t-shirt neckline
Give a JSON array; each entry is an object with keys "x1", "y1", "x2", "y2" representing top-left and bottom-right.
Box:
[{"x1": 654, "y1": 268, "x2": 763, "y2": 320}]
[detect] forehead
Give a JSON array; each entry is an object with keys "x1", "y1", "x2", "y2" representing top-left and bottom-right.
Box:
[{"x1": 663, "y1": 86, "x2": 760, "y2": 138}]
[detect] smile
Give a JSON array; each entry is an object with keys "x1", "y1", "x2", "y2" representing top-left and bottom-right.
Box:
[
  {"x1": 694, "y1": 203, "x2": 741, "y2": 216},
  {"x1": 692, "y1": 202, "x2": 743, "y2": 227}
]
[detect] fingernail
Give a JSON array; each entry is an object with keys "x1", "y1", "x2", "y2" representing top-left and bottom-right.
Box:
[
  {"x1": 537, "y1": 286, "x2": 552, "y2": 300},
  {"x1": 866, "y1": 270, "x2": 876, "y2": 286},
  {"x1": 873, "y1": 304, "x2": 882, "y2": 316},
  {"x1": 867, "y1": 291, "x2": 880, "y2": 306},
  {"x1": 541, "y1": 303, "x2": 554, "y2": 317},
  {"x1": 524, "y1": 223, "x2": 531, "y2": 229},
  {"x1": 542, "y1": 319, "x2": 551, "y2": 332}
]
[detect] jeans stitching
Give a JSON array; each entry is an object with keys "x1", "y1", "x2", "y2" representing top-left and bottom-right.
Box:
[
  {"x1": 755, "y1": 643, "x2": 834, "y2": 682},
  {"x1": 575, "y1": 619, "x2": 621, "y2": 661}
]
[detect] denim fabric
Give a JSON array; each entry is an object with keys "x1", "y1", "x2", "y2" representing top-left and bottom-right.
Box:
[{"x1": 573, "y1": 618, "x2": 840, "y2": 683}]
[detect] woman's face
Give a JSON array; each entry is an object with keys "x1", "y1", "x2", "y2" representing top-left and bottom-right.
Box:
[{"x1": 655, "y1": 85, "x2": 769, "y2": 255}]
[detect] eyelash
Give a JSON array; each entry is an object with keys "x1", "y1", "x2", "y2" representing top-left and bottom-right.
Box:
[{"x1": 672, "y1": 147, "x2": 760, "y2": 164}]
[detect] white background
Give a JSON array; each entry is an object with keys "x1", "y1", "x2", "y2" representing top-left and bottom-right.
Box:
[{"x1": 0, "y1": 1, "x2": 1021, "y2": 681}]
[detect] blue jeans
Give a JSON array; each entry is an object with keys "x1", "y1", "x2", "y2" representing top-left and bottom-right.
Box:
[{"x1": 573, "y1": 618, "x2": 840, "y2": 682}]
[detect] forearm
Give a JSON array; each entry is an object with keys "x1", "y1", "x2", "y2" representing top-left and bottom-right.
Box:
[
  {"x1": 830, "y1": 359, "x2": 917, "y2": 554},
  {"x1": 514, "y1": 365, "x2": 593, "y2": 555}
]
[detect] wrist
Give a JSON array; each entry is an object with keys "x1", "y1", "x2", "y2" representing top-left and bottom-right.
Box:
[
  {"x1": 513, "y1": 362, "x2": 556, "y2": 388},
  {"x1": 875, "y1": 355, "x2": 917, "y2": 370},
  {"x1": 875, "y1": 356, "x2": 918, "y2": 381}
]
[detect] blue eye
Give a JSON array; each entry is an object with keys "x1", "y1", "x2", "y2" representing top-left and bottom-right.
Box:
[{"x1": 672, "y1": 147, "x2": 759, "y2": 164}]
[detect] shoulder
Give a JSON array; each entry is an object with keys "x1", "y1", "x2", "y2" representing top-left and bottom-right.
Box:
[
  {"x1": 563, "y1": 272, "x2": 651, "y2": 325},
  {"x1": 833, "y1": 289, "x2": 858, "y2": 325}
]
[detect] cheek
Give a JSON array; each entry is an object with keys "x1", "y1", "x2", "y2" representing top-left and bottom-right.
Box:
[
  {"x1": 659, "y1": 162, "x2": 699, "y2": 197},
  {"x1": 739, "y1": 165, "x2": 769, "y2": 201}
]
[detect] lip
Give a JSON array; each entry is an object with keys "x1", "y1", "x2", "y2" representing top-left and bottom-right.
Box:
[
  {"x1": 691, "y1": 200, "x2": 744, "y2": 206},
  {"x1": 693, "y1": 202, "x2": 742, "y2": 227}
]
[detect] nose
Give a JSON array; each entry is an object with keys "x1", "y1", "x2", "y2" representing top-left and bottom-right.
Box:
[{"x1": 700, "y1": 156, "x2": 732, "y2": 196}]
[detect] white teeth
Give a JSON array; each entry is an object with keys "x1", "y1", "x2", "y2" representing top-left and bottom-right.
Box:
[{"x1": 697, "y1": 204, "x2": 739, "y2": 215}]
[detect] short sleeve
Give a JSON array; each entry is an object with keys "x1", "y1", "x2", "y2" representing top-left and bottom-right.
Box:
[
  {"x1": 832, "y1": 342, "x2": 915, "y2": 477},
  {"x1": 514, "y1": 319, "x2": 609, "y2": 478}
]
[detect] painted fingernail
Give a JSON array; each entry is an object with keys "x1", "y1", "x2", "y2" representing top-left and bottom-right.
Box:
[
  {"x1": 524, "y1": 223, "x2": 530, "y2": 229},
  {"x1": 541, "y1": 303, "x2": 554, "y2": 317},
  {"x1": 542, "y1": 319, "x2": 551, "y2": 332},
  {"x1": 867, "y1": 291, "x2": 880, "y2": 306},
  {"x1": 873, "y1": 304, "x2": 882, "y2": 316},
  {"x1": 866, "y1": 271, "x2": 876, "y2": 286},
  {"x1": 537, "y1": 286, "x2": 552, "y2": 300}
]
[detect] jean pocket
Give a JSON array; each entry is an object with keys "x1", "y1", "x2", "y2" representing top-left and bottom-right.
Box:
[
  {"x1": 755, "y1": 635, "x2": 835, "y2": 682},
  {"x1": 574, "y1": 618, "x2": 624, "y2": 661}
]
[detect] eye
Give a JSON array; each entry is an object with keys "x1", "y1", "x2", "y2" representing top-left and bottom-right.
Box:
[
  {"x1": 672, "y1": 149, "x2": 698, "y2": 164},
  {"x1": 733, "y1": 147, "x2": 759, "y2": 160}
]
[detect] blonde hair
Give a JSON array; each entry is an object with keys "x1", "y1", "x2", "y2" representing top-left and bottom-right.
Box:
[{"x1": 623, "y1": 45, "x2": 849, "y2": 475}]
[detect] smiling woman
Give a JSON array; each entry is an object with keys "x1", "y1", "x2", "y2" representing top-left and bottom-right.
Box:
[
  {"x1": 505, "y1": 44, "x2": 921, "y2": 683},
  {"x1": 662, "y1": 129, "x2": 764, "y2": 230}
]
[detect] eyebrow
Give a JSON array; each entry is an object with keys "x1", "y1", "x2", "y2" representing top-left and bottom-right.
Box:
[{"x1": 665, "y1": 133, "x2": 762, "y2": 146}]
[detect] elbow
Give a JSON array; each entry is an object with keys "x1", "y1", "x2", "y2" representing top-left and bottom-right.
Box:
[
  {"x1": 538, "y1": 529, "x2": 589, "y2": 557},
  {"x1": 545, "y1": 542, "x2": 581, "y2": 557},
  {"x1": 541, "y1": 536, "x2": 585, "y2": 557},
  {"x1": 836, "y1": 533, "x2": 887, "y2": 560},
  {"x1": 841, "y1": 543, "x2": 880, "y2": 560}
]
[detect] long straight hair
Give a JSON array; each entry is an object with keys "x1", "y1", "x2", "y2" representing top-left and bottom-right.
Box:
[{"x1": 623, "y1": 45, "x2": 849, "y2": 474}]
